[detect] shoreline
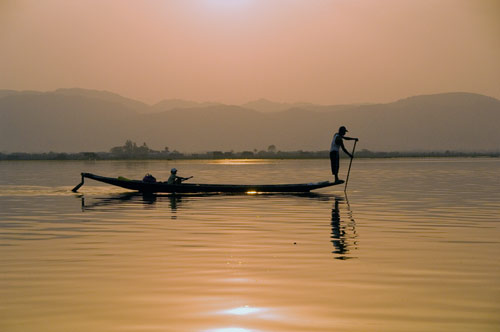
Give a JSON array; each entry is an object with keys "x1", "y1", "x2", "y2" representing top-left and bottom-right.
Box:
[{"x1": 1, "y1": 151, "x2": 499, "y2": 161}]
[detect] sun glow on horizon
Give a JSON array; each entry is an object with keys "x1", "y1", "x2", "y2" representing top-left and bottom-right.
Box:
[
  {"x1": 204, "y1": 0, "x2": 253, "y2": 9},
  {"x1": 200, "y1": 0, "x2": 259, "y2": 17},
  {"x1": 2, "y1": 1, "x2": 498, "y2": 105}
]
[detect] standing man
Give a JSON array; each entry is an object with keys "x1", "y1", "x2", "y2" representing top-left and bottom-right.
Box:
[{"x1": 330, "y1": 126, "x2": 358, "y2": 183}]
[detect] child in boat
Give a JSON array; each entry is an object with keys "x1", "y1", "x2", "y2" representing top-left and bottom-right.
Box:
[
  {"x1": 330, "y1": 126, "x2": 358, "y2": 183},
  {"x1": 167, "y1": 168, "x2": 191, "y2": 184}
]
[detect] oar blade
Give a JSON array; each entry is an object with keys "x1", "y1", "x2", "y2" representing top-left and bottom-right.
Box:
[
  {"x1": 71, "y1": 176, "x2": 84, "y2": 192},
  {"x1": 71, "y1": 182, "x2": 83, "y2": 192}
]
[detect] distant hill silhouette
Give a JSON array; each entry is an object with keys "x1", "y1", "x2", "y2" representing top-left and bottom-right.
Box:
[
  {"x1": 0, "y1": 88, "x2": 149, "y2": 114},
  {"x1": 241, "y1": 99, "x2": 314, "y2": 112},
  {"x1": 53, "y1": 88, "x2": 149, "y2": 112},
  {"x1": 151, "y1": 99, "x2": 223, "y2": 113},
  {"x1": 0, "y1": 90, "x2": 19, "y2": 99},
  {"x1": 241, "y1": 98, "x2": 362, "y2": 113},
  {"x1": 0, "y1": 89, "x2": 498, "y2": 153}
]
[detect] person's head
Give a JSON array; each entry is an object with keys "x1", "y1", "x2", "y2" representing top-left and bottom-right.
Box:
[
  {"x1": 171, "y1": 168, "x2": 177, "y2": 174},
  {"x1": 338, "y1": 126, "x2": 348, "y2": 136}
]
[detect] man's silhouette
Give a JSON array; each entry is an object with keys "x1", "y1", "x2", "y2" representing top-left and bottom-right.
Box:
[{"x1": 330, "y1": 126, "x2": 358, "y2": 183}]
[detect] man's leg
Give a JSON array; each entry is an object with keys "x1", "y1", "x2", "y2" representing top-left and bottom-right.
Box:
[{"x1": 330, "y1": 151, "x2": 340, "y2": 182}]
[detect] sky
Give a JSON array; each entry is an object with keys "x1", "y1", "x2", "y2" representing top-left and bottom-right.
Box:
[{"x1": 1, "y1": 0, "x2": 499, "y2": 105}]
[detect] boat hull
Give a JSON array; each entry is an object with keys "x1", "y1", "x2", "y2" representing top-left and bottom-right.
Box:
[{"x1": 80, "y1": 173, "x2": 339, "y2": 193}]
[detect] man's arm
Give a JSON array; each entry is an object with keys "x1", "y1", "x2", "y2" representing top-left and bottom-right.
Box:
[
  {"x1": 340, "y1": 141, "x2": 352, "y2": 158},
  {"x1": 342, "y1": 136, "x2": 358, "y2": 157}
]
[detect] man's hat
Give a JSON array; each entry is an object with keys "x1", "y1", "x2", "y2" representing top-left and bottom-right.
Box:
[
  {"x1": 339, "y1": 126, "x2": 348, "y2": 132},
  {"x1": 171, "y1": 168, "x2": 177, "y2": 173}
]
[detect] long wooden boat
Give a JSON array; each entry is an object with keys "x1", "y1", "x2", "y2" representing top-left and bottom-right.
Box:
[{"x1": 72, "y1": 172, "x2": 342, "y2": 194}]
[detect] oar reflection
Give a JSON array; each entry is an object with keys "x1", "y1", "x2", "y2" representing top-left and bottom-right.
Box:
[{"x1": 331, "y1": 196, "x2": 358, "y2": 260}]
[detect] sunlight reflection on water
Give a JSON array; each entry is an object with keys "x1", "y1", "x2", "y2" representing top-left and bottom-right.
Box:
[
  {"x1": 203, "y1": 328, "x2": 256, "y2": 332},
  {"x1": 207, "y1": 159, "x2": 277, "y2": 165},
  {"x1": 221, "y1": 306, "x2": 265, "y2": 316}
]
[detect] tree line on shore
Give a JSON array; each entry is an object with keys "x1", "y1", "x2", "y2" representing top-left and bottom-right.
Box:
[{"x1": 1, "y1": 140, "x2": 498, "y2": 160}]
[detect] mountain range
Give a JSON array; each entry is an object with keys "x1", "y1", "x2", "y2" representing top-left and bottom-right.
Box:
[{"x1": 0, "y1": 88, "x2": 499, "y2": 153}]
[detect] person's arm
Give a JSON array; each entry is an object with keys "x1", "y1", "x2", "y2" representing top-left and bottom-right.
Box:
[
  {"x1": 340, "y1": 141, "x2": 352, "y2": 158},
  {"x1": 342, "y1": 136, "x2": 358, "y2": 158},
  {"x1": 335, "y1": 135, "x2": 354, "y2": 158}
]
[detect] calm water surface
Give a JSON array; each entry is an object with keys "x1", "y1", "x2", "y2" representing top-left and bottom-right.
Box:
[{"x1": 0, "y1": 159, "x2": 499, "y2": 331}]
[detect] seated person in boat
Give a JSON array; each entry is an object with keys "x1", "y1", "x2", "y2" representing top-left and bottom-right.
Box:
[{"x1": 167, "y1": 168, "x2": 191, "y2": 184}]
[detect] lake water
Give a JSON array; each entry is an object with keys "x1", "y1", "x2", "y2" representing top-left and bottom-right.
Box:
[{"x1": 0, "y1": 158, "x2": 499, "y2": 332}]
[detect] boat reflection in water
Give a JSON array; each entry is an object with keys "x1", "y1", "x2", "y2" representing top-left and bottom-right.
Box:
[
  {"x1": 81, "y1": 192, "x2": 358, "y2": 258},
  {"x1": 331, "y1": 196, "x2": 358, "y2": 260},
  {"x1": 80, "y1": 192, "x2": 185, "y2": 213},
  {"x1": 80, "y1": 193, "x2": 358, "y2": 254}
]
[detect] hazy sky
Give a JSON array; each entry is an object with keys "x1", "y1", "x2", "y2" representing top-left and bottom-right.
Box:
[{"x1": 1, "y1": 0, "x2": 499, "y2": 104}]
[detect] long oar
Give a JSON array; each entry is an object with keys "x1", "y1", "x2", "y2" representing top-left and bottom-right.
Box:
[
  {"x1": 344, "y1": 140, "x2": 357, "y2": 192},
  {"x1": 72, "y1": 174, "x2": 84, "y2": 192}
]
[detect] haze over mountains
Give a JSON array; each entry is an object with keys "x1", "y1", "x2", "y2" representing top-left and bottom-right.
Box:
[{"x1": 0, "y1": 88, "x2": 499, "y2": 153}]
